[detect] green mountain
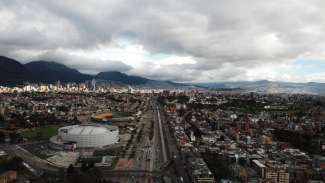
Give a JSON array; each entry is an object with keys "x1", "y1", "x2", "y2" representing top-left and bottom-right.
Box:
[
  {"x1": 0, "y1": 56, "x2": 37, "y2": 86},
  {"x1": 0, "y1": 55, "x2": 189, "y2": 87},
  {"x1": 24, "y1": 61, "x2": 94, "y2": 83},
  {"x1": 96, "y1": 71, "x2": 151, "y2": 85}
]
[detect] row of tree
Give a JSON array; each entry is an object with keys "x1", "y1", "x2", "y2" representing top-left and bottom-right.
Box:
[
  {"x1": 0, "y1": 156, "x2": 23, "y2": 174},
  {"x1": 200, "y1": 150, "x2": 230, "y2": 180}
]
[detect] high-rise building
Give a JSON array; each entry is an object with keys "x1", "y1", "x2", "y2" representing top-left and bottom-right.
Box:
[
  {"x1": 237, "y1": 121, "x2": 249, "y2": 132},
  {"x1": 250, "y1": 91, "x2": 256, "y2": 97},
  {"x1": 128, "y1": 86, "x2": 134, "y2": 94},
  {"x1": 54, "y1": 80, "x2": 60, "y2": 89},
  {"x1": 236, "y1": 122, "x2": 241, "y2": 132},
  {"x1": 90, "y1": 79, "x2": 96, "y2": 91},
  {"x1": 0, "y1": 108, "x2": 5, "y2": 117},
  {"x1": 163, "y1": 90, "x2": 170, "y2": 96},
  {"x1": 85, "y1": 80, "x2": 89, "y2": 89}
]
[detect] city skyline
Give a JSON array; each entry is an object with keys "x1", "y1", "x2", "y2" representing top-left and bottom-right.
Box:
[{"x1": 1, "y1": 1, "x2": 325, "y2": 83}]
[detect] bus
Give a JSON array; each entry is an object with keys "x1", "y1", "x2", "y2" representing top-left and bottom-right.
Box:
[{"x1": 147, "y1": 150, "x2": 151, "y2": 161}]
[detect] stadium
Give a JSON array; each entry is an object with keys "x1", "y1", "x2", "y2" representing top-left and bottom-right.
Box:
[
  {"x1": 49, "y1": 125, "x2": 119, "y2": 150},
  {"x1": 91, "y1": 111, "x2": 142, "y2": 123}
]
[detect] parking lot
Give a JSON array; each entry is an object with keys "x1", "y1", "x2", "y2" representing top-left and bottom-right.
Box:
[{"x1": 19, "y1": 141, "x2": 50, "y2": 152}]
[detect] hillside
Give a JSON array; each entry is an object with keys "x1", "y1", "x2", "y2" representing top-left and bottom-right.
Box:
[
  {"x1": 0, "y1": 56, "x2": 36, "y2": 86},
  {"x1": 24, "y1": 61, "x2": 94, "y2": 83},
  {"x1": 96, "y1": 71, "x2": 151, "y2": 85},
  {"x1": 0, "y1": 55, "x2": 189, "y2": 87}
]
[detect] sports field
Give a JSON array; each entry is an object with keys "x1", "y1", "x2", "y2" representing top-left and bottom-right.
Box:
[
  {"x1": 20, "y1": 125, "x2": 66, "y2": 141},
  {"x1": 94, "y1": 113, "x2": 126, "y2": 118}
]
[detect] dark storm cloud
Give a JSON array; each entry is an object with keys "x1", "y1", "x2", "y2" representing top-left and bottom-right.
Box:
[
  {"x1": 1, "y1": 0, "x2": 325, "y2": 82},
  {"x1": 32, "y1": 51, "x2": 133, "y2": 74}
]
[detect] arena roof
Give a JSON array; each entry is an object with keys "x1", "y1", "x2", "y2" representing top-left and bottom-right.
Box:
[{"x1": 68, "y1": 125, "x2": 107, "y2": 135}]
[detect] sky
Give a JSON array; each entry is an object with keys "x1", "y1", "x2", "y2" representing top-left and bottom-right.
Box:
[{"x1": 2, "y1": 0, "x2": 325, "y2": 83}]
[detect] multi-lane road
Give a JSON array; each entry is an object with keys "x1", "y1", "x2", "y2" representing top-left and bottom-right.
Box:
[
  {"x1": 127, "y1": 99, "x2": 165, "y2": 183},
  {"x1": 143, "y1": 98, "x2": 190, "y2": 182},
  {"x1": 157, "y1": 105, "x2": 190, "y2": 183}
]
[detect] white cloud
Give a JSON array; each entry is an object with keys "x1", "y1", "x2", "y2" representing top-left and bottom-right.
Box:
[{"x1": 1, "y1": 0, "x2": 325, "y2": 83}]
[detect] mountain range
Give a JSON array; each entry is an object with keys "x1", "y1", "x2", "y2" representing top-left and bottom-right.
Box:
[
  {"x1": 0, "y1": 56, "x2": 37, "y2": 86},
  {"x1": 191, "y1": 80, "x2": 325, "y2": 93},
  {"x1": 3, "y1": 55, "x2": 325, "y2": 92},
  {"x1": 0, "y1": 56, "x2": 186, "y2": 87}
]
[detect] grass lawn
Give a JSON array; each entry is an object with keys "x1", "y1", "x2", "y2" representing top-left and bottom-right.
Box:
[
  {"x1": 93, "y1": 146, "x2": 123, "y2": 156},
  {"x1": 20, "y1": 125, "x2": 66, "y2": 141}
]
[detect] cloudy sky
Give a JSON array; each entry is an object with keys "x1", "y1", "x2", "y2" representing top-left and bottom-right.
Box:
[{"x1": 2, "y1": 0, "x2": 325, "y2": 83}]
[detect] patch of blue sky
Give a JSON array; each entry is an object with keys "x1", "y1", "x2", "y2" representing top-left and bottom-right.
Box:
[
  {"x1": 151, "y1": 54, "x2": 171, "y2": 61},
  {"x1": 279, "y1": 60, "x2": 325, "y2": 75}
]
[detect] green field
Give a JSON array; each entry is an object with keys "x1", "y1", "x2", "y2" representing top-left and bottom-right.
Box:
[
  {"x1": 20, "y1": 125, "x2": 66, "y2": 141},
  {"x1": 93, "y1": 146, "x2": 123, "y2": 156}
]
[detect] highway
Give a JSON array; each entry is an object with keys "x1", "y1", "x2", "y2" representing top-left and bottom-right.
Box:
[
  {"x1": 158, "y1": 106, "x2": 190, "y2": 182},
  {"x1": 157, "y1": 107, "x2": 167, "y2": 162},
  {"x1": 156, "y1": 106, "x2": 172, "y2": 183},
  {"x1": 127, "y1": 109, "x2": 152, "y2": 183},
  {"x1": 127, "y1": 98, "x2": 166, "y2": 183}
]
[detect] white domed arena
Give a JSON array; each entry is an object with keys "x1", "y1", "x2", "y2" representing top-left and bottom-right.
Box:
[{"x1": 49, "y1": 125, "x2": 119, "y2": 150}]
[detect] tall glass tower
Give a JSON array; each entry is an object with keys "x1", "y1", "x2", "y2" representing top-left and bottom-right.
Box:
[{"x1": 90, "y1": 79, "x2": 96, "y2": 90}]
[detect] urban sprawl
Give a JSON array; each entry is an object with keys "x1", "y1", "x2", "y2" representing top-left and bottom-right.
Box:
[{"x1": 1, "y1": 80, "x2": 325, "y2": 183}]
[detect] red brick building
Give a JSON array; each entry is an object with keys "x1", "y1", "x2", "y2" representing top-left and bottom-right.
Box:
[{"x1": 0, "y1": 171, "x2": 17, "y2": 183}]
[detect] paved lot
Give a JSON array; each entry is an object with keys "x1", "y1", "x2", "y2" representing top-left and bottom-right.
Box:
[
  {"x1": 19, "y1": 141, "x2": 49, "y2": 152},
  {"x1": 47, "y1": 151, "x2": 80, "y2": 167}
]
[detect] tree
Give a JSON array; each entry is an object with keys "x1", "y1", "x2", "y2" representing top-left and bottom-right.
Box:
[
  {"x1": 35, "y1": 132, "x2": 43, "y2": 141},
  {"x1": 67, "y1": 164, "x2": 75, "y2": 177},
  {"x1": 68, "y1": 172, "x2": 97, "y2": 183},
  {"x1": 0, "y1": 131, "x2": 5, "y2": 143},
  {"x1": 179, "y1": 107, "x2": 185, "y2": 117},
  {"x1": 73, "y1": 116, "x2": 78, "y2": 123},
  {"x1": 88, "y1": 160, "x2": 95, "y2": 169},
  {"x1": 91, "y1": 166, "x2": 103, "y2": 180},
  {"x1": 0, "y1": 115, "x2": 4, "y2": 124},
  {"x1": 40, "y1": 171, "x2": 50, "y2": 182},
  {"x1": 220, "y1": 135, "x2": 225, "y2": 141},
  {"x1": 9, "y1": 132, "x2": 19, "y2": 143},
  {"x1": 59, "y1": 167, "x2": 65, "y2": 183},
  {"x1": 81, "y1": 160, "x2": 87, "y2": 172},
  {"x1": 9, "y1": 156, "x2": 23, "y2": 172},
  {"x1": 10, "y1": 113, "x2": 17, "y2": 119},
  {"x1": 86, "y1": 167, "x2": 102, "y2": 182}
]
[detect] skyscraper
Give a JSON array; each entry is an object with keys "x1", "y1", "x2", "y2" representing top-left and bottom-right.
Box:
[
  {"x1": 85, "y1": 80, "x2": 89, "y2": 89},
  {"x1": 54, "y1": 80, "x2": 60, "y2": 89},
  {"x1": 90, "y1": 79, "x2": 96, "y2": 90}
]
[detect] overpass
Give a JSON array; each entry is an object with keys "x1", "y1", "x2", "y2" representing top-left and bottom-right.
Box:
[
  {"x1": 159, "y1": 159, "x2": 172, "y2": 170},
  {"x1": 103, "y1": 170, "x2": 183, "y2": 183}
]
